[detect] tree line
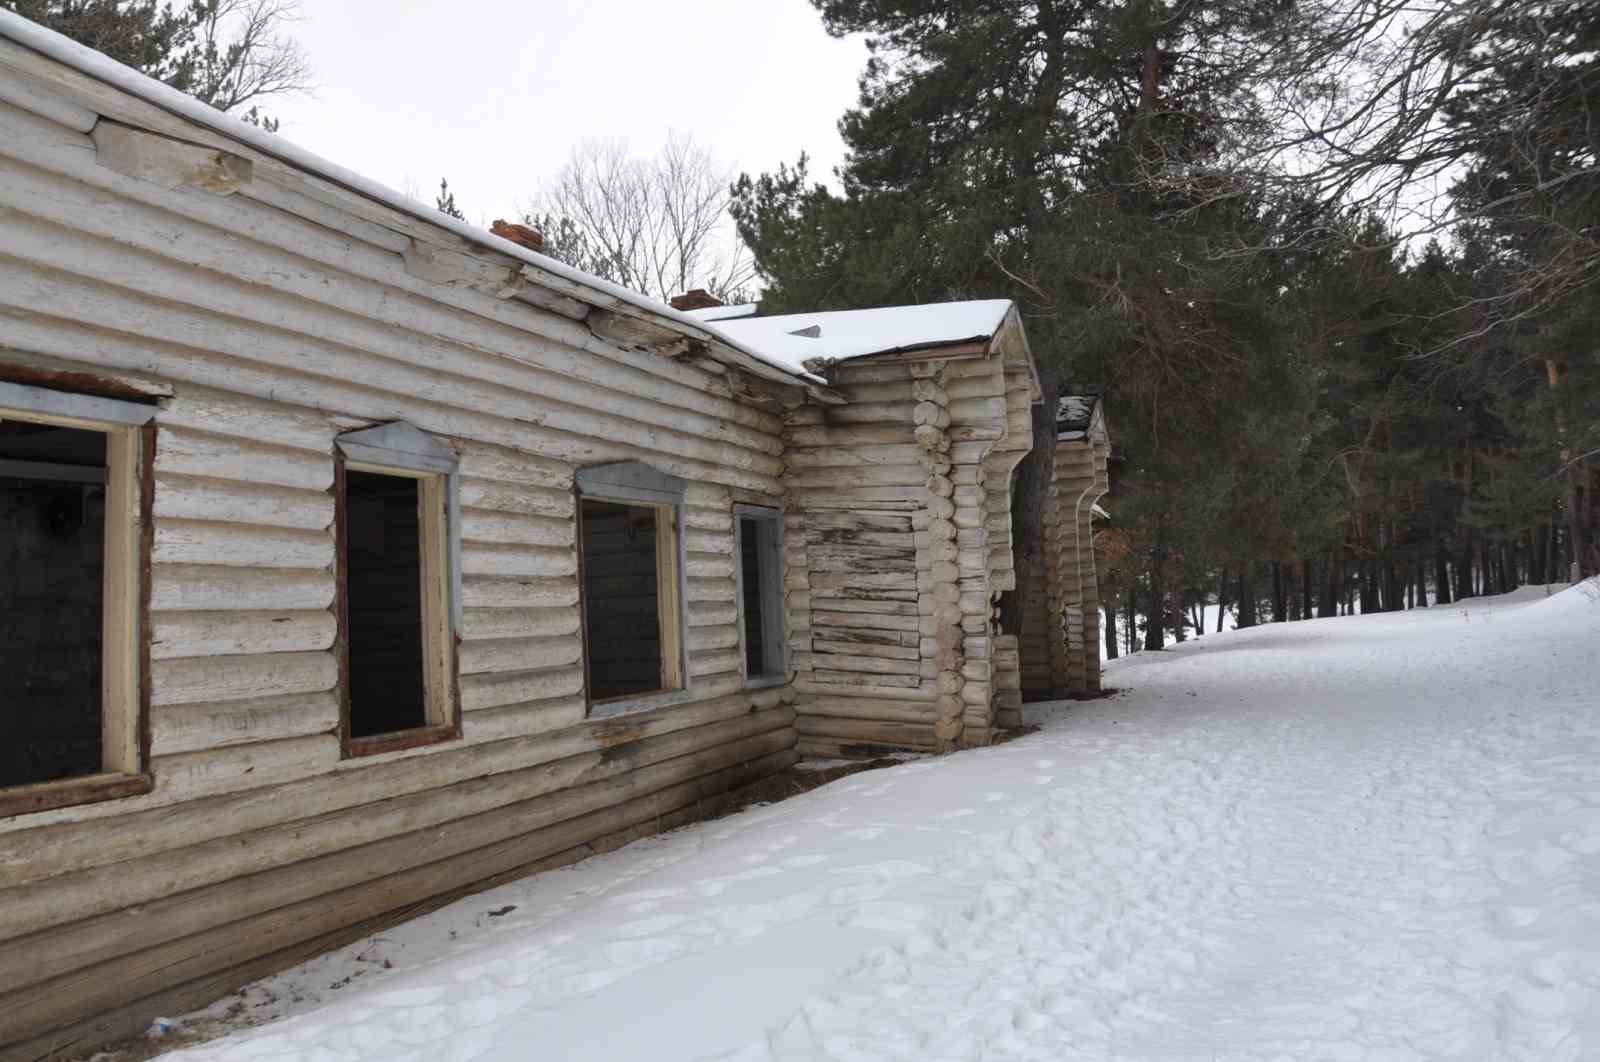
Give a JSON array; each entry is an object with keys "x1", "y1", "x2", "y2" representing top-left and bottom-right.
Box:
[
  {"x1": 728, "y1": 0, "x2": 1599, "y2": 651},
  {"x1": 20, "y1": 0, "x2": 1595, "y2": 657}
]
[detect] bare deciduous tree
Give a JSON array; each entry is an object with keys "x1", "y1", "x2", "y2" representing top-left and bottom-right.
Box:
[
  {"x1": 180, "y1": 0, "x2": 312, "y2": 126},
  {"x1": 3, "y1": 0, "x2": 313, "y2": 128},
  {"x1": 526, "y1": 135, "x2": 756, "y2": 304},
  {"x1": 1160, "y1": 0, "x2": 1598, "y2": 326}
]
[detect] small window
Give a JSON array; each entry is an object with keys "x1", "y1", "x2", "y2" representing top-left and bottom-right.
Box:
[
  {"x1": 577, "y1": 462, "x2": 686, "y2": 711},
  {"x1": 0, "y1": 380, "x2": 152, "y2": 815},
  {"x1": 335, "y1": 424, "x2": 459, "y2": 757},
  {"x1": 736, "y1": 506, "x2": 785, "y2": 685}
]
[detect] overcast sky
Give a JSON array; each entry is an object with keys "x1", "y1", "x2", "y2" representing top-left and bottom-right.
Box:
[{"x1": 265, "y1": 0, "x2": 869, "y2": 227}]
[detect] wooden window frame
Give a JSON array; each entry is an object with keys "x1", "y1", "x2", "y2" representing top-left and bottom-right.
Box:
[
  {"x1": 0, "y1": 379, "x2": 155, "y2": 817},
  {"x1": 333, "y1": 423, "x2": 462, "y2": 759},
  {"x1": 576, "y1": 462, "x2": 689, "y2": 720},
  {"x1": 734, "y1": 504, "x2": 787, "y2": 689}
]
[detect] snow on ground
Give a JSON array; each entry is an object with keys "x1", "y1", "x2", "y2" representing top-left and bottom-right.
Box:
[{"x1": 150, "y1": 583, "x2": 1600, "y2": 1061}]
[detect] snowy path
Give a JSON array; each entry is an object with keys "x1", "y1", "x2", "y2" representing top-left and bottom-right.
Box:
[{"x1": 158, "y1": 585, "x2": 1600, "y2": 1062}]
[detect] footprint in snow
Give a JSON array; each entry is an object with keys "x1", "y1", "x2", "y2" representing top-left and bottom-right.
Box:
[
  {"x1": 615, "y1": 914, "x2": 689, "y2": 937},
  {"x1": 783, "y1": 854, "x2": 830, "y2": 868},
  {"x1": 610, "y1": 887, "x2": 686, "y2": 904}
]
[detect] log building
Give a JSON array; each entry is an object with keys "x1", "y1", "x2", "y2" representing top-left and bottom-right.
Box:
[
  {"x1": 1017, "y1": 395, "x2": 1111, "y2": 707},
  {"x1": 0, "y1": 13, "x2": 1098, "y2": 1056}
]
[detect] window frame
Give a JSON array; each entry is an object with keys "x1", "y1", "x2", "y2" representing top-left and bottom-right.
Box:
[
  {"x1": 333, "y1": 423, "x2": 462, "y2": 759},
  {"x1": 734, "y1": 504, "x2": 787, "y2": 689},
  {"x1": 575, "y1": 461, "x2": 689, "y2": 719},
  {"x1": 0, "y1": 379, "x2": 155, "y2": 817}
]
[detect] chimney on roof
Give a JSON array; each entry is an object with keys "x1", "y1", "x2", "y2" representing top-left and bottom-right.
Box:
[
  {"x1": 669, "y1": 289, "x2": 723, "y2": 312},
  {"x1": 490, "y1": 219, "x2": 545, "y2": 252}
]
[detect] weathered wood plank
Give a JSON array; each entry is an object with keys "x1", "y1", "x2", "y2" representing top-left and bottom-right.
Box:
[
  {"x1": 151, "y1": 564, "x2": 335, "y2": 612},
  {"x1": 460, "y1": 664, "x2": 585, "y2": 711},
  {"x1": 151, "y1": 691, "x2": 339, "y2": 756},
  {"x1": 152, "y1": 519, "x2": 332, "y2": 570},
  {"x1": 151, "y1": 652, "x2": 338, "y2": 707},
  {"x1": 458, "y1": 636, "x2": 582, "y2": 676},
  {"x1": 155, "y1": 426, "x2": 332, "y2": 492},
  {"x1": 459, "y1": 607, "x2": 580, "y2": 641},
  {"x1": 152, "y1": 474, "x2": 333, "y2": 532},
  {"x1": 460, "y1": 575, "x2": 580, "y2": 610},
  {"x1": 151, "y1": 609, "x2": 335, "y2": 661}
]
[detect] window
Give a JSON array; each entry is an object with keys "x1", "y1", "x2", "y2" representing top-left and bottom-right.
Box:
[
  {"x1": 0, "y1": 379, "x2": 153, "y2": 816},
  {"x1": 335, "y1": 423, "x2": 459, "y2": 756},
  {"x1": 577, "y1": 462, "x2": 686, "y2": 712},
  {"x1": 735, "y1": 505, "x2": 785, "y2": 685}
]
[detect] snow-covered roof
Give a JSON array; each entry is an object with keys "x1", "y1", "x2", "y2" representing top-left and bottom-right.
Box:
[
  {"x1": 1056, "y1": 394, "x2": 1097, "y2": 431},
  {"x1": 685, "y1": 303, "x2": 758, "y2": 322},
  {"x1": 709, "y1": 300, "x2": 1015, "y2": 375},
  {"x1": 0, "y1": 11, "x2": 818, "y2": 389}
]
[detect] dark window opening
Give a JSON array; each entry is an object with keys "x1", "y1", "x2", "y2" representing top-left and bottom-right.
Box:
[
  {"x1": 740, "y1": 517, "x2": 766, "y2": 675},
  {"x1": 582, "y1": 499, "x2": 665, "y2": 701},
  {"x1": 738, "y1": 512, "x2": 783, "y2": 681},
  {"x1": 346, "y1": 469, "x2": 426, "y2": 738},
  {"x1": 1, "y1": 421, "x2": 107, "y2": 788}
]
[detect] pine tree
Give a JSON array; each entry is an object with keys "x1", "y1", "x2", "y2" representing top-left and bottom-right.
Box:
[
  {"x1": 434, "y1": 178, "x2": 466, "y2": 221},
  {"x1": 1441, "y1": 2, "x2": 1600, "y2": 580},
  {"x1": 4, "y1": 0, "x2": 312, "y2": 127},
  {"x1": 3, "y1": 0, "x2": 193, "y2": 84},
  {"x1": 733, "y1": 0, "x2": 1317, "y2": 648}
]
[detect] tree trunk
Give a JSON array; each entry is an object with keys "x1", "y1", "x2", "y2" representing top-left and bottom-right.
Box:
[
  {"x1": 1172, "y1": 588, "x2": 1187, "y2": 643},
  {"x1": 1319, "y1": 551, "x2": 1340, "y2": 618},
  {"x1": 1125, "y1": 583, "x2": 1138, "y2": 655},
  {"x1": 1434, "y1": 547, "x2": 1452, "y2": 605},
  {"x1": 1548, "y1": 358, "x2": 1586, "y2": 582},
  {"x1": 1359, "y1": 560, "x2": 1379, "y2": 615},
  {"x1": 1216, "y1": 569, "x2": 1228, "y2": 633},
  {"x1": 1271, "y1": 561, "x2": 1286, "y2": 622},
  {"x1": 1455, "y1": 537, "x2": 1475, "y2": 600},
  {"x1": 1145, "y1": 550, "x2": 1166, "y2": 650},
  {"x1": 1236, "y1": 568, "x2": 1257, "y2": 628},
  {"x1": 1104, "y1": 600, "x2": 1119, "y2": 661},
  {"x1": 1300, "y1": 560, "x2": 1315, "y2": 620},
  {"x1": 1565, "y1": 474, "x2": 1585, "y2": 582},
  {"x1": 1414, "y1": 556, "x2": 1429, "y2": 607}
]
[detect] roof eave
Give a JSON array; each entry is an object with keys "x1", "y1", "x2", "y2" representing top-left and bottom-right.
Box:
[{"x1": 0, "y1": 11, "x2": 825, "y2": 394}]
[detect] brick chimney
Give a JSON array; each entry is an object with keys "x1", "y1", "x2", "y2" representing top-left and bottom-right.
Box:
[
  {"x1": 669, "y1": 289, "x2": 723, "y2": 312},
  {"x1": 491, "y1": 219, "x2": 545, "y2": 252}
]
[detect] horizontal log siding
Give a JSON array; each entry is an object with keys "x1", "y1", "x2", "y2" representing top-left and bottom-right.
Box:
[
  {"x1": 986, "y1": 365, "x2": 1037, "y2": 729},
  {"x1": 1048, "y1": 431, "x2": 1111, "y2": 698},
  {"x1": 941, "y1": 357, "x2": 1010, "y2": 746},
  {"x1": 0, "y1": 56, "x2": 796, "y2": 1056},
  {"x1": 785, "y1": 364, "x2": 938, "y2": 757}
]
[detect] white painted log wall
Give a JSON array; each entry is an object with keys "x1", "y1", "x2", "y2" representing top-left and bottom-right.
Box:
[{"x1": 0, "y1": 54, "x2": 796, "y2": 1055}]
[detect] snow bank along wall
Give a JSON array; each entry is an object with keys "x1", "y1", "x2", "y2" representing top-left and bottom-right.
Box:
[
  {"x1": 0, "y1": 19, "x2": 1051, "y2": 1057},
  {"x1": 1017, "y1": 396, "x2": 1109, "y2": 706}
]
